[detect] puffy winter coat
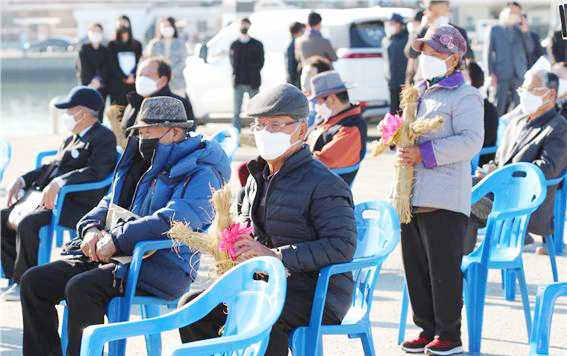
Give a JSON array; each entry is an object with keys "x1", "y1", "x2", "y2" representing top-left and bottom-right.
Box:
[{"x1": 77, "y1": 134, "x2": 231, "y2": 299}]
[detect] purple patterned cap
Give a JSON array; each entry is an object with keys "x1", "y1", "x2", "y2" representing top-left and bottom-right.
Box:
[{"x1": 412, "y1": 24, "x2": 467, "y2": 59}]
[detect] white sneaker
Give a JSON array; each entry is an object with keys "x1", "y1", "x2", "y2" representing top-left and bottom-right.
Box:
[{"x1": 1, "y1": 283, "x2": 20, "y2": 301}]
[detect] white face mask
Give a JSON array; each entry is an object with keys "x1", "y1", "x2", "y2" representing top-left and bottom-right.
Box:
[
  {"x1": 433, "y1": 16, "x2": 450, "y2": 26},
  {"x1": 558, "y1": 79, "x2": 567, "y2": 98},
  {"x1": 160, "y1": 26, "x2": 175, "y2": 38},
  {"x1": 61, "y1": 111, "x2": 80, "y2": 132},
  {"x1": 519, "y1": 91, "x2": 544, "y2": 114},
  {"x1": 88, "y1": 31, "x2": 103, "y2": 45},
  {"x1": 419, "y1": 54, "x2": 449, "y2": 80},
  {"x1": 253, "y1": 125, "x2": 301, "y2": 160},
  {"x1": 315, "y1": 102, "x2": 333, "y2": 121},
  {"x1": 136, "y1": 75, "x2": 158, "y2": 97}
]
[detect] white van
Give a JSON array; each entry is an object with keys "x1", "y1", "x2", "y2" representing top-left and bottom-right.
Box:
[{"x1": 184, "y1": 7, "x2": 413, "y2": 123}]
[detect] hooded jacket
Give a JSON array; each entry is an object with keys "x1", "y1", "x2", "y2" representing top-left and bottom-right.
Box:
[{"x1": 77, "y1": 134, "x2": 231, "y2": 299}]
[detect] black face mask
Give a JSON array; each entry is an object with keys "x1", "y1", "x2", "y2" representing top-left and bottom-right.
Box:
[
  {"x1": 240, "y1": 27, "x2": 249, "y2": 35},
  {"x1": 138, "y1": 138, "x2": 159, "y2": 162}
]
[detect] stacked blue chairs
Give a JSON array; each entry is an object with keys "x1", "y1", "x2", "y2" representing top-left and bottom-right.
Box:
[
  {"x1": 398, "y1": 163, "x2": 547, "y2": 354},
  {"x1": 211, "y1": 127, "x2": 239, "y2": 161},
  {"x1": 289, "y1": 200, "x2": 400, "y2": 356},
  {"x1": 0, "y1": 139, "x2": 11, "y2": 183},
  {"x1": 61, "y1": 240, "x2": 184, "y2": 356},
  {"x1": 528, "y1": 282, "x2": 567, "y2": 356},
  {"x1": 35, "y1": 148, "x2": 122, "y2": 265},
  {"x1": 78, "y1": 256, "x2": 287, "y2": 356}
]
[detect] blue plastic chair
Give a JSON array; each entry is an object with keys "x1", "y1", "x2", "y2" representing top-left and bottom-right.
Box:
[
  {"x1": 79, "y1": 256, "x2": 287, "y2": 356},
  {"x1": 211, "y1": 127, "x2": 239, "y2": 161},
  {"x1": 35, "y1": 149, "x2": 121, "y2": 264},
  {"x1": 60, "y1": 240, "x2": 186, "y2": 356},
  {"x1": 528, "y1": 282, "x2": 567, "y2": 356},
  {"x1": 289, "y1": 201, "x2": 400, "y2": 356},
  {"x1": 470, "y1": 146, "x2": 497, "y2": 175},
  {"x1": 547, "y1": 168, "x2": 567, "y2": 256},
  {"x1": 397, "y1": 163, "x2": 547, "y2": 354},
  {"x1": 541, "y1": 168, "x2": 567, "y2": 283},
  {"x1": 0, "y1": 139, "x2": 11, "y2": 183}
]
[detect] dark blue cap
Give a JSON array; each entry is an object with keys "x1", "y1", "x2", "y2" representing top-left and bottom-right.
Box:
[
  {"x1": 389, "y1": 13, "x2": 404, "y2": 23},
  {"x1": 54, "y1": 86, "x2": 104, "y2": 112}
]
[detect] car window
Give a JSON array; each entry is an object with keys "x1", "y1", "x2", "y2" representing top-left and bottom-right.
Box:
[{"x1": 349, "y1": 21, "x2": 385, "y2": 48}]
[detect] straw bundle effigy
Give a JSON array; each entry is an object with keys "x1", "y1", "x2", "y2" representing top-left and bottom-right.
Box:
[
  {"x1": 167, "y1": 185, "x2": 238, "y2": 275},
  {"x1": 372, "y1": 85, "x2": 443, "y2": 223}
]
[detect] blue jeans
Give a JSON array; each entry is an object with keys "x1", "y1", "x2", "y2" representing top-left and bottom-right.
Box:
[{"x1": 233, "y1": 84, "x2": 259, "y2": 130}]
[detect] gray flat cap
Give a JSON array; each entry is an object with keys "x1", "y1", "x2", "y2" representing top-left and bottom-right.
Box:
[
  {"x1": 126, "y1": 96, "x2": 194, "y2": 131},
  {"x1": 245, "y1": 84, "x2": 309, "y2": 119}
]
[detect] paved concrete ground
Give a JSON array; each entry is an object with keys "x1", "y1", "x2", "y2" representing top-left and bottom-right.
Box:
[{"x1": 1, "y1": 126, "x2": 566, "y2": 355}]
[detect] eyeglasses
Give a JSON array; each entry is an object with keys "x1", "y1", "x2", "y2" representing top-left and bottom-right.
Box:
[
  {"x1": 516, "y1": 86, "x2": 549, "y2": 96},
  {"x1": 250, "y1": 121, "x2": 299, "y2": 133}
]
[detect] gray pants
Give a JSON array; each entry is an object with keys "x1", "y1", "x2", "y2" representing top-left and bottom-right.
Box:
[
  {"x1": 495, "y1": 77, "x2": 522, "y2": 115},
  {"x1": 233, "y1": 84, "x2": 259, "y2": 130}
]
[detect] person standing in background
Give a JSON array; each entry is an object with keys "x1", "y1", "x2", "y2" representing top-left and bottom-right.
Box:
[
  {"x1": 519, "y1": 14, "x2": 544, "y2": 68},
  {"x1": 405, "y1": 0, "x2": 474, "y2": 85},
  {"x1": 229, "y1": 18, "x2": 265, "y2": 131},
  {"x1": 549, "y1": 28, "x2": 567, "y2": 64},
  {"x1": 382, "y1": 13, "x2": 409, "y2": 115},
  {"x1": 76, "y1": 23, "x2": 110, "y2": 121},
  {"x1": 286, "y1": 22, "x2": 305, "y2": 88},
  {"x1": 145, "y1": 17, "x2": 189, "y2": 99},
  {"x1": 485, "y1": 3, "x2": 533, "y2": 115},
  {"x1": 108, "y1": 15, "x2": 143, "y2": 106},
  {"x1": 295, "y1": 12, "x2": 338, "y2": 68},
  {"x1": 464, "y1": 61, "x2": 499, "y2": 165}
]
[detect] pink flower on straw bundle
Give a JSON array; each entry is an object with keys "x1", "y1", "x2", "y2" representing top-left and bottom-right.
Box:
[
  {"x1": 378, "y1": 112, "x2": 403, "y2": 143},
  {"x1": 218, "y1": 223, "x2": 254, "y2": 261}
]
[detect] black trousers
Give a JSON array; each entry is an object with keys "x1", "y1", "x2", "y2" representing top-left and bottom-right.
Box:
[
  {"x1": 389, "y1": 86, "x2": 402, "y2": 115},
  {"x1": 401, "y1": 209, "x2": 466, "y2": 341},
  {"x1": 20, "y1": 257, "x2": 122, "y2": 356},
  {"x1": 1, "y1": 206, "x2": 52, "y2": 283},
  {"x1": 178, "y1": 287, "x2": 341, "y2": 356}
]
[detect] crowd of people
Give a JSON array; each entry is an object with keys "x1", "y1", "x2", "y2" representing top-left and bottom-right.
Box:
[{"x1": 1, "y1": 1, "x2": 567, "y2": 355}]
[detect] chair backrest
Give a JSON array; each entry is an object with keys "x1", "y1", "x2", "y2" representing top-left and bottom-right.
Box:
[
  {"x1": 471, "y1": 163, "x2": 547, "y2": 261},
  {"x1": 199, "y1": 256, "x2": 287, "y2": 355},
  {"x1": 342, "y1": 201, "x2": 400, "y2": 324},
  {"x1": 0, "y1": 140, "x2": 11, "y2": 181},
  {"x1": 211, "y1": 127, "x2": 239, "y2": 160}
]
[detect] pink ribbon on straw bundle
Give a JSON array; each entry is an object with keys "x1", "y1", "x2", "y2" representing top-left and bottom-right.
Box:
[
  {"x1": 378, "y1": 112, "x2": 403, "y2": 143},
  {"x1": 218, "y1": 223, "x2": 254, "y2": 261}
]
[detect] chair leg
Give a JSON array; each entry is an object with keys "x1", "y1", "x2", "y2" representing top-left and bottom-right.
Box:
[
  {"x1": 517, "y1": 266, "x2": 532, "y2": 338},
  {"x1": 61, "y1": 304, "x2": 69, "y2": 356},
  {"x1": 398, "y1": 283, "x2": 409, "y2": 345},
  {"x1": 107, "y1": 298, "x2": 127, "y2": 356},
  {"x1": 140, "y1": 304, "x2": 162, "y2": 356},
  {"x1": 463, "y1": 264, "x2": 488, "y2": 354},
  {"x1": 504, "y1": 269, "x2": 517, "y2": 301},
  {"x1": 545, "y1": 235, "x2": 559, "y2": 282},
  {"x1": 359, "y1": 329, "x2": 376, "y2": 356}
]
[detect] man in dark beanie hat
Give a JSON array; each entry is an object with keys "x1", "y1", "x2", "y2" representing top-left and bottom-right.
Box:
[
  {"x1": 1, "y1": 85, "x2": 117, "y2": 301},
  {"x1": 19, "y1": 95, "x2": 231, "y2": 356},
  {"x1": 178, "y1": 84, "x2": 357, "y2": 355}
]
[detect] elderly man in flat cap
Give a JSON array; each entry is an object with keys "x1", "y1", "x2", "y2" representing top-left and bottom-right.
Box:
[
  {"x1": 178, "y1": 83, "x2": 356, "y2": 355},
  {"x1": 1, "y1": 86, "x2": 117, "y2": 301},
  {"x1": 19, "y1": 96, "x2": 231, "y2": 356}
]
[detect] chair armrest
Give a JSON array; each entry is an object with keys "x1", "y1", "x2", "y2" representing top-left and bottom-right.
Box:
[
  {"x1": 166, "y1": 331, "x2": 269, "y2": 356},
  {"x1": 51, "y1": 175, "x2": 114, "y2": 227},
  {"x1": 35, "y1": 150, "x2": 58, "y2": 168},
  {"x1": 303, "y1": 255, "x2": 382, "y2": 342},
  {"x1": 546, "y1": 176, "x2": 565, "y2": 187},
  {"x1": 479, "y1": 146, "x2": 497, "y2": 156},
  {"x1": 122, "y1": 240, "x2": 178, "y2": 308}
]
